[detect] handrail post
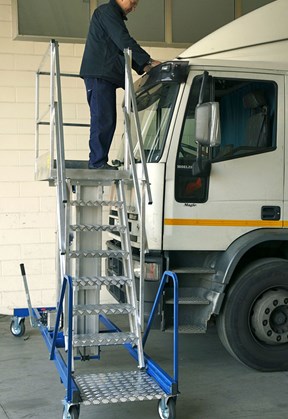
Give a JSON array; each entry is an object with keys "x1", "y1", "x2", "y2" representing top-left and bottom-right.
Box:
[
  {"x1": 142, "y1": 270, "x2": 179, "y2": 385},
  {"x1": 66, "y1": 275, "x2": 73, "y2": 403},
  {"x1": 49, "y1": 40, "x2": 56, "y2": 173},
  {"x1": 50, "y1": 276, "x2": 67, "y2": 360},
  {"x1": 123, "y1": 49, "x2": 153, "y2": 205},
  {"x1": 35, "y1": 71, "x2": 40, "y2": 165},
  {"x1": 124, "y1": 49, "x2": 132, "y2": 171},
  {"x1": 123, "y1": 49, "x2": 154, "y2": 329}
]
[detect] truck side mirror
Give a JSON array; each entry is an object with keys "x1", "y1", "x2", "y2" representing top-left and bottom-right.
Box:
[{"x1": 195, "y1": 102, "x2": 221, "y2": 147}]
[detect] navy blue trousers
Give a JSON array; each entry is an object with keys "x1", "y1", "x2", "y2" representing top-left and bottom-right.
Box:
[{"x1": 84, "y1": 77, "x2": 117, "y2": 167}]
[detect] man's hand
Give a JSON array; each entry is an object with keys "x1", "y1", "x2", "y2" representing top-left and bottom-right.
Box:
[{"x1": 144, "y1": 59, "x2": 161, "y2": 73}]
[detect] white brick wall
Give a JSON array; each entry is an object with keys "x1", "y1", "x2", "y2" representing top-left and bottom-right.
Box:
[{"x1": 0, "y1": 0, "x2": 184, "y2": 313}]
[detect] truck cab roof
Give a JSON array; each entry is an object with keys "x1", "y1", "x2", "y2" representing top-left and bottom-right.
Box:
[{"x1": 178, "y1": 0, "x2": 288, "y2": 73}]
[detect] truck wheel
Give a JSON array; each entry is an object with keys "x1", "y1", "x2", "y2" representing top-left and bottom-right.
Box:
[{"x1": 216, "y1": 258, "x2": 288, "y2": 371}]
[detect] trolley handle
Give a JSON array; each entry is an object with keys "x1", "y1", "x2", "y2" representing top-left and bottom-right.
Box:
[{"x1": 20, "y1": 263, "x2": 26, "y2": 276}]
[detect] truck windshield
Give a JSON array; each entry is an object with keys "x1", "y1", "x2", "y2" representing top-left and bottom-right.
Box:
[{"x1": 126, "y1": 82, "x2": 179, "y2": 163}]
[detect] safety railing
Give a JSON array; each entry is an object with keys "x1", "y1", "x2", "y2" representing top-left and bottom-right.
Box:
[
  {"x1": 123, "y1": 49, "x2": 153, "y2": 326},
  {"x1": 35, "y1": 40, "x2": 153, "y2": 329}
]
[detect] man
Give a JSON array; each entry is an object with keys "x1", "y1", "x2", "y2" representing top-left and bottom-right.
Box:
[{"x1": 80, "y1": 0, "x2": 160, "y2": 170}]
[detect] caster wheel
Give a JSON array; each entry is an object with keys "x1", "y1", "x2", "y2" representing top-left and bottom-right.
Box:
[
  {"x1": 158, "y1": 397, "x2": 176, "y2": 419},
  {"x1": 63, "y1": 405, "x2": 80, "y2": 419},
  {"x1": 10, "y1": 319, "x2": 25, "y2": 337}
]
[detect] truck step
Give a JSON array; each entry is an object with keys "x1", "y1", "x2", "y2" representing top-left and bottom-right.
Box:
[
  {"x1": 73, "y1": 303, "x2": 135, "y2": 316},
  {"x1": 75, "y1": 370, "x2": 165, "y2": 405},
  {"x1": 166, "y1": 324, "x2": 207, "y2": 334},
  {"x1": 70, "y1": 224, "x2": 126, "y2": 233},
  {"x1": 166, "y1": 296, "x2": 210, "y2": 305},
  {"x1": 171, "y1": 267, "x2": 215, "y2": 274},
  {"x1": 73, "y1": 332, "x2": 138, "y2": 347},
  {"x1": 73, "y1": 275, "x2": 132, "y2": 289},
  {"x1": 69, "y1": 250, "x2": 129, "y2": 259}
]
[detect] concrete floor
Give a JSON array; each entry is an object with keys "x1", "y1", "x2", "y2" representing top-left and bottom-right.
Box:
[{"x1": 1, "y1": 314, "x2": 288, "y2": 419}]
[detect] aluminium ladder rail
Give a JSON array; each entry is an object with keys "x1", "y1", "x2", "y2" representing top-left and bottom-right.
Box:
[{"x1": 31, "y1": 39, "x2": 180, "y2": 419}]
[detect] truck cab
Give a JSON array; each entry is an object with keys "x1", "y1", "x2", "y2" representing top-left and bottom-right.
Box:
[{"x1": 108, "y1": 0, "x2": 288, "y2": 372}]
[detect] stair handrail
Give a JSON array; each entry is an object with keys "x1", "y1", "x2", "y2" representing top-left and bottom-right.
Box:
[
  {"x1": 123, "y1": 49, "x2": 153, "y2": 327},
  {"x1": 123, "y1": 49, "x2": 153, "y2": 206}
]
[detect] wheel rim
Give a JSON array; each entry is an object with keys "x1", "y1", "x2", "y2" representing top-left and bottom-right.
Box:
[
  {"x1": 251, "y1": 288, "x2": 288, "y2": 344},
  {"x1": 158, "y1": 398, "x2": 175, "y2": 419},
  {"x1": 10, "y1": 319, "x2": 24, "y2": 336},
  {"x1": 158, "y1": 399, "x2": 169, "y2": 419},
  {"x1": 11, "y1": 322, "x2": 21, "y2": 335}
]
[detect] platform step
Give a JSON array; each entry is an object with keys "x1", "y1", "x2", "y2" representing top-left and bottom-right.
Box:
[
  {"x1": 73, "y1": 332, "x2": 138, "y2": 347},
  {"x1": 73, "y1": 276, "x2": 132, "y2": 289},
  {"x1": 166, "y1": 296, "x2": 210, "y2": 305},
  {"x1": 70, "y1": 224, "x2": 126, "y2": 233},
  {"x1": 69, "y1": 250, "x2": 129, "y2": 259},
  {"x1": 73, "y1": 303, "x2": 135, "y2": 316},
  {"x1": 75, "y1": 370, "x2": 166, "y2": 405}
]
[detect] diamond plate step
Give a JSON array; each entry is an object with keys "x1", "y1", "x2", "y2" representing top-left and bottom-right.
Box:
[
  {"x1": 75, "y1": 370, "x2": 166, "y2": 405},
  {"x1": 166, "y1": 324, "x2": 207, "y2": 334},
  {"x1": 172, "y1": 267, "x2": 215, "y2": 274},
  {"x1": 73, "y1": 276, "x2": 132, "y2": 289},
  {"x1": 69, "y1": 250, "x2": 128, "y2": 259},
  {"x1": 70, "y1": 224, "x2": 126, "y2": 233},
  {"x1": 73, "y1": 332, "x2": 138, "y2": 347},
  {"x1": 166, "y1": 296, "x2": 210, "y2": 305},
  {"x1": 70, "y1": 199, "x2": 124, "y2": 208},
  {"x1": 73, "y1": 303, "x2": 135, "y2": 316}
]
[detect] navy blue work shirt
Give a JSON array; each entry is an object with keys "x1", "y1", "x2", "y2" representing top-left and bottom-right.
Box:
[{"x1": 80, "y1": 0, "x2": 150, "y2": 88}]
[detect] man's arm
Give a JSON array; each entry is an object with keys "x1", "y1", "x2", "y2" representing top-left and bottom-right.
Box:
[{"x1": 100, "y1": 7, "x2": 157, "y2": 74}]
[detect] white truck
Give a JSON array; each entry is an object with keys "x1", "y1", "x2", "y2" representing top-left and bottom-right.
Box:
[{"x1": 107, "y1": 0, "x2": 288, "y2": 372}]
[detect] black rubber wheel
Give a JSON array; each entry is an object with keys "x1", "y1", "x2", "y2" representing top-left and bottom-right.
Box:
[
  {"x1": 217, "y1": 258, "x2": 288, "y2": 371},
  {"x1": 158, "y1": 398, "x2": 176, "y2": 419},
  {"x1": 63, "y1": 405, "x2": 80, "y2": 419},
  {"x1": 10, "y1": 319, "x2": 25, "y2": 337}
]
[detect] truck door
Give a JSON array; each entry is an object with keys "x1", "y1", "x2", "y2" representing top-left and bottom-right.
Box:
[{"x1": 164, "y1": 70, "x2": 285, "y2": 251}]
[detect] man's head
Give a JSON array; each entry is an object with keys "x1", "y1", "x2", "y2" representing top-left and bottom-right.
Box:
[{"x1": 116, "y1": 0, "x2": 139, "y2": 15}]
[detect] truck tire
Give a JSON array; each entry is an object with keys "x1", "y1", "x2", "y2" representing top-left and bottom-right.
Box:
[{"x1": 216, "y1": 258, "x2": 288, "y2": 371}]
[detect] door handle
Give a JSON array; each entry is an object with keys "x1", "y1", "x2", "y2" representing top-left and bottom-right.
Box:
[{"x1": 261, "y1": 206, "x2": 281, "y2": 221}]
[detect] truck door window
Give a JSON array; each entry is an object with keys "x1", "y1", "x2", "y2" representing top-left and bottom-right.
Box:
[
  {"x1": 132, "y1": 82, "x2": 180, "y2": 163},
  {"x1": 175, "y1": 75, "x2": 277, "y2": 203},
  {"x1": 213, "y1": 78, "x2": 277, "y2": 161},
  {"x1": 175, "y1": 75, "x2": 211, "y2": 203}
]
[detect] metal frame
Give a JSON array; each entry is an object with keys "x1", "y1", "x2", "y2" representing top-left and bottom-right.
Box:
[
  {"x1": 45, "y1": 270, "x2": 179, "y2": 405},
  {"x1": 30, "y1": 39, "x2": 180, "y2": 417},
  {"x1": 101, "y1": 270, "x2": 179, "y2": 396}
]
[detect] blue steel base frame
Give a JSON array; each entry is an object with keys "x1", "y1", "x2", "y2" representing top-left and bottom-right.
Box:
[{"x1": 33, "y1": 270, "x2": 179, "y2": 413}]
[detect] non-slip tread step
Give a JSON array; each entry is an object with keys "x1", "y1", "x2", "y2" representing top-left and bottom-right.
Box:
[
  {"x1": 73, "y1": 332, "x2": 138, "y2": 347},
  {"x1": 70, "y1": 199, "x2": 124, "y2": 208},
  {"x1": 75, "y1": 370, "x2": 165, "y2": 405},
  {"x1": 73, "y1": 275, "x2": 132, "y2": 288},
  {"x1": 73, "y1": 303, "x2": 135, "y2": 316},
  {"x1": 70, "y1": 224, "x2": 126, "y2": 233},
  {"x1": 69, "y1": 250, "x2": 129, "y2": 259}
]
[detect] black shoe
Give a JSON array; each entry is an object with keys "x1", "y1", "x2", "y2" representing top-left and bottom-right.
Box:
[{"x1": 88, "y1": 163, "x2": 118, "y2": 170}]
